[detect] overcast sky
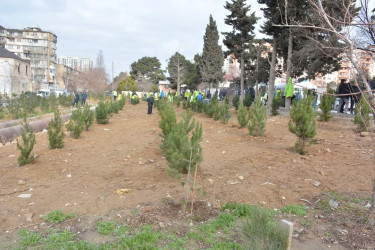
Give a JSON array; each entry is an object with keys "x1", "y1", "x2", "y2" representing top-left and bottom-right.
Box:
[{"x1": 0, "y1": 0, "x2": 265, "y2": 78}]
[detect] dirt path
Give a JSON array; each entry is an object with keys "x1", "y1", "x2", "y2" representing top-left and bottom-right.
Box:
[{"x1": 0, "y1": 102, "x2": 374, "y2": 245}]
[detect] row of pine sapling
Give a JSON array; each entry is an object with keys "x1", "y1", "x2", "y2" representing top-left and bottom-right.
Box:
[
  {"x1": 15, "y1": 97, "x2": 126, "y2": 166},
  {"x1": 157, "y1": 100, "x2": 203, "y2": 213}
]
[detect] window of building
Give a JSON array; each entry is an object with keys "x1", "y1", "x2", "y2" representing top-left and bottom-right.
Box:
[
  {"x1": 7, "y1": 45, "x2": 13, "y2": 49},
  {"x1": 17, "y1": 45, "x2": 20, "y2": 49}
]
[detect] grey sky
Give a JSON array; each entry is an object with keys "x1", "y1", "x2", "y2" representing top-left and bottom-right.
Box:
[{"x1": 0, "y1": 0, "x2": 265, "y2": 78}]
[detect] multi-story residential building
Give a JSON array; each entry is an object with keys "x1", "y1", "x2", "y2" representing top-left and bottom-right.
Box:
[
  {"x1": 0, "y1": 47, "x2": 31, "y2": 95},
  {"x1": 57, "y1": 56, "x2": 92, "y2": 72},
  {"x1": 0, "y1": 26, "x2": 57, "y2": 91}
]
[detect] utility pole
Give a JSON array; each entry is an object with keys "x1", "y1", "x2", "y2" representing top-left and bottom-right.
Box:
[{"x1": 112, "y1": 61, "x2": 114, "y2": 91}]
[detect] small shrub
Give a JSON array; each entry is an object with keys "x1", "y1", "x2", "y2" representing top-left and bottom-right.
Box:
[
  {"x1": 248, "y1": 97, "x2": 267, "y2": 137},
  {"x1": 96, "y1": 221, "x2": 118, "y2": 235},
  {"x1": 242, "y1": 206, "x2": 288, "y2": 249},
  {"x1": 319, "y1": 93, "x2": 334, "y2": 122},
  {"x1": 237, "y1": 104, "x2": 249, "y2": 128},
  {"x1": 66, "y1": 108, "x2": 84, "y2": 139},
  {"x1": 232, "y1": 95, "x2": 240, "y2": 110},
  {"x1": 176, "y1": 97, "x2": 181, "y2": 107},
  {"x1": 243, "y1": 93, "x2": 253, "y2": 109},
  {"x1": 47, "y1": 110, "x2": 65, "y2": 149},
  {"x1": 18, "y1": 229, "x2": 43, "y2": 247},
  {"x1": 82, "y1": 105, "x2": 94, "y2": 131},
  {"x1": 289, "y1": 94, "x2": 317, "y2": 154},
  {"x1": 271, "y1": 98, "x2": 282, "y2": 116},
  {"x1": 110, "y1": 101, "x2": 120, "y2": 114},
  {"x1": 354, "y1": 94, "x2": 371, "y2": 132},
  {"x1": 196, "y1": 100, "x2": 204, "y2": 113},
  {"x1": 132, "y1": 95, "x2": 140, "y2": 104},
  {"x1": 96, "y1": 101, "x2": 109, "y2": 124},
  {"x1": 220, "y1": 102, "x2": 230, "y2": 124},
  {"x1": 42, "y1": 210, "x2": 75, "y2": 223},
  {"x1": 17, "y1": 117, "x2": 36, "y2": 166}
]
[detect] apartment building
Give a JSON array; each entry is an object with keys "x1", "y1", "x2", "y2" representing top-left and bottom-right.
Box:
[
  {"x1": 57, "y1": 56, "x2": 92, "y2": 72},
  {"x1": 0, "y1": 26, "x2": 57, "y2": 91},
  {"x1": 0, "y1": 47, "x2": 31, "y2": 95}
]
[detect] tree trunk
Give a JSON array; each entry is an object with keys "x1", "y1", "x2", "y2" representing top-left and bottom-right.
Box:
[
  {"x1": 256, "y1": 45, "x2": 261, "y2": 96},
  {"x1": 285, "y1": 28, "x2": 293, "y2": 111},
  {"x1": 369, "y1": 178, "x2": 375, "y2": 228},
  {"x1": 267, "y1": 39, "x2": 277, "y2": 113},
  {"x1": 240, "y1": 54, "x2": 245, "y2": 102}
]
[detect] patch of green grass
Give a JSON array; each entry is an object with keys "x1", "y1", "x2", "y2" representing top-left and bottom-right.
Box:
[
  {"x1": 351, "y1": 198, "x2": 361, "y2": 203},
  {"x1": 96, "y1": 221, "x2": 118, "y2": 235},
  {"x1": 212, "y1": 213, "x2": 236, "y2": 233},
  {"x1": 45, "y1": 229, "x2": 75, "y2": 244},
  {"x1": 116, "y1": 225, "x2": 161, "y2": 249},
  {"x1": 41, "y1": 210, "x2": 75, "y2": 223},
  {"x1": 328, "y1": 191, "x2": 345, "y2": 201},
  {"x1": 221, "y1": 203, "x2": 253, "y2": 217},
  {"x1": 96, "y1": 221, "x2": 129, "y2": 236},
  {"x1": 242, "y1": 206, "x2": 288, "y2": 250},
  {"x1": 165, "y1": 234, "x2": 188, "y2": 249},
  {"x1": 18, "y1": 229, "x2": 43, "y2": 247},
  {"x1": 324, "y1": 231, "x2": 333, "y2": 237},
  {"x1": 281, "y1": 204, "x2": 307, "y2": 216},
  {"x1": 299, "y1": 218, "x2": 312, "y2": 228},
  {"x1": 130, "y1": 208, "x2": 139, "y2": 216},
  {"x1": 212, "y1": 241, "x2": 243, "y2": 250}
]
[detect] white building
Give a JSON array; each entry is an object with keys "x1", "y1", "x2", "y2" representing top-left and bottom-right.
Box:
[
  {"x1": 0, "y1": 47, "x2": 31, "y2": 95},
  {"x1": 57, "y1": 56, "x2": 92, "y2": 71}
]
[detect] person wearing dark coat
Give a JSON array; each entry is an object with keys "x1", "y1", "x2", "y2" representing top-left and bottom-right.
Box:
[
  {"x1": 81, "y1": 91, "x2": 87, "y2": 105},
  {"x1": 338, "y1": 79, "x2": 350, "y2": 113},
  {"x1": 73, "y1": 91, "x2": 80, "y2": 107},
  {"x1": 349, "y1": 81, "x2": 361, "y2": 115},
  {"x1": 147, "y1": 95, "x2": 154, "y2": 115}
]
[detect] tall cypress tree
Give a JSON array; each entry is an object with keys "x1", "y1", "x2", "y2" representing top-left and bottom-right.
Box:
[
  {"x1": 223, "y1": 0, "x2": 258, "y2": 102},
  {"x1": 200, "y1": 15, "x2": 224, "y2": 90}
]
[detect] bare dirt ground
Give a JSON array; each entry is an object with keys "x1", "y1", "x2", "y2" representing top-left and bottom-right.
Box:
[{"x1": 0, "y1": 102, "x2": 374, "y2": 249}]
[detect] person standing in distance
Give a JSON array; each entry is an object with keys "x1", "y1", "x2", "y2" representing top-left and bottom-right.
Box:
[{"x1": 147, "y1": 94, "x2": 154, "y2": 115}]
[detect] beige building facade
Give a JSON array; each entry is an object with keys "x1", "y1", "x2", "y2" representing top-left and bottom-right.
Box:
[{"x1": 0, "y1": 26, "x2": 57, "y2": 91}]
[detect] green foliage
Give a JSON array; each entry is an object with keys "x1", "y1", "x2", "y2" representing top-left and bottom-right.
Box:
[
  {"x1": 271, "y1": 98, "x2": 282, "y2": 116},
  {"x1": 237, "y1": 104, "x2": 249, "y2": 128},
  {"x1": 117, "y1": 76, "x2": 138, "y2": 92},
  {"x1": 96, "y1": 221, "x2": 129, "y2": 236},
  {"x1": 354, "y1": 94, "x2": 371, "y2": 132},
  {"x1": 242, "y1": 206, "x2": 288, "y2": 250},
  {"x1": 319, "y1": 93, "x2": 334, "y2": 122},
  {"x1": 109, "y1": 101, "x2": 120, "y2": 114},
  {"x1": 288, "y1": 94, "x2": 317, "y2": 154},
  {"x1": 59, "y1": 93, "x2": 74, "y2": 108},
  {"x1": 196, "y1": 100, "x2": 204, "y2": 113},
  {"x1": 281, "y1": 204, "x2": 307, "y2": 216},
  {"x1": 96, "y1": 101, "x2": 109, "y2": 124},
  {"x1": 41, "y1": 210, "x2": 75, "y2": 223},
  {"x1": 182, "y1": 100, "x2": 191, "y2": 109},
  {"x1": 16, "y1": 117, "x2": 36, "y2": 166},
  {"x1": 39, "y1": 96, "x2": 50, "y2": 113},
  {"x1": 158, "y1": 102, "x2": 177, "y2": 139},
  {"x1": 18, "y1": 229, "x2": 43, "y2": 247},
  {"x1": 48, "y1": 93, "x2": 58, "y2": 111},
  {"x1": 66, "y1": 107, "x2": 84, "y2": 139},
  {"x1": 82, "y1": 105, "x2": 94, "y2": 131},
  {"x1": 232, "y1": 95, "x2": 240, "y2": 110},
  {"x1": 221, "y1": 203, "x2": 255, "y2": 217},
  {"x1": 200, "y1": 15, "x2": 224, "y2": 88},
  {"x1": 132, "y1": 95, "x2": 140, "y2": 105},
  {"x1": 118, "y1": 98, "x2": 126, "y2": 110},
  {"x1": 220, "y1": 101, "x2": 230, "y2": 124},
  {"x1": 46, "y1": 229, "x2": 75, "y2": 244},
  {"x1": 176, "y1": 96, "x2": 182, "y2": 107},
  {"x1": 117, "y1": 225, "x2": 161, "y2": 249},
  {"x1": 130, "y1": 56, "x2": 166, "y2": 84},
  {"x1": 161, "y1": 110, "x2": 202, "y2": 178},
  {"x1": 47, "y1": 110, "x2": 65, "y2": 149},
  {"x1": 243, "y1": 93, "x2": 253, "y2": 108},
  {"x1": 248, "y1": 97, "x2": 266, "y2": 137}
]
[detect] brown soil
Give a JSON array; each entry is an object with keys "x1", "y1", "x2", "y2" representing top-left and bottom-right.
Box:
[{"x1": 0, "y1": 102, "x2": 374, "y2": 248}]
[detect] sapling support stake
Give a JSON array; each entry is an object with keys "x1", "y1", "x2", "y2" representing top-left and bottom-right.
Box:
[
  {"x1": 190, "y1": 148, "x2": 199, "y2": 215},
  {"x1": 184, "y1": 147, "x2": 193, "y2": 213}
]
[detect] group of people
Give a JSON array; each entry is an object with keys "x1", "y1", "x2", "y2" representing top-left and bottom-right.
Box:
[
  {"x1": 337, "y1": 79, "x2": 362, "y2": 115},
  {"x1": 72, "y1": 91, "x2": 87, "y2": 107}
]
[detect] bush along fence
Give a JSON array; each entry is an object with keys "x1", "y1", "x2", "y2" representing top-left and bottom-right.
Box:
[{"x1": 157, "y1": 101, "x2": 203, "y2": 212}]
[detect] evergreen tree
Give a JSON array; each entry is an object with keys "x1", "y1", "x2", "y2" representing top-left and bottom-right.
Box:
[
  {"x1": 354, "y1": 94, "x2": 371, "y2": 132},
  {"x1": 200, "y1": 15, "x2": 224, "y2": 90},
  {"x1": 96, "y1": 101, "x2": 109, "y2": 124},
  {"x1": 248, "y1": 97, "x2": 266, "y2": 137},
  {"x1": 288, "y1": 94, "x2": 317, "y2": 154},
  {"x1": 47, "y1": 110, "x2": 65, "y2": 149},
  {"x1": 223, "y1": 0, "x2": 258, "y2": 102},
  {"x1": 243, "y1": 93, "x2": 253, "y2": 109},
  {"x1": 319, "y1": 93, "x2": 334, "y2": 122},
  {"x1": 237, "y1": 104, "x2": 249, "y2": 128},
  {"x1": 117, "y1": 76, "x2": 137, "y2": 92},
  {"x1": 82, "y1": 105, "x2": 94, "y2": 131},
  {"x1": 232, "y1": 94, "x2": 240, "y2": 110},
  {"x1": 17, "y1": 117, "x2": 36, "y2": 166},
  {"x1": 220, "y1": 102, "x2": 230, "y2": 124},
  {"x1": 66, "y1": 108, "x2": 84, "y2": 139}
]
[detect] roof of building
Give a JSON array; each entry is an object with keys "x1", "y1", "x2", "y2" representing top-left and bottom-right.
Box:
[
  {"x1": 0, "y1": 46, "x2": 28, "y2": 63},
  {"x1": 159, "y1": 80, "x2": 170, "y2": 85}
]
